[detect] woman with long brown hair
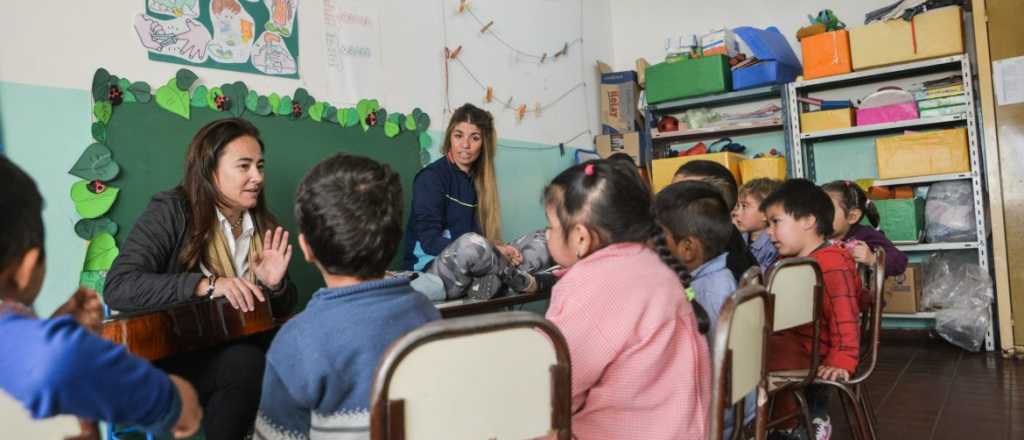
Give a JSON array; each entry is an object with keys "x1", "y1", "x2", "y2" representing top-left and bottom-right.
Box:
[
  {"x1": 403, "y1": 103, "x2": 554, "y2": 300},
  {"x1": 104, "y1": 117, "x2": 296, "y2": 439}
]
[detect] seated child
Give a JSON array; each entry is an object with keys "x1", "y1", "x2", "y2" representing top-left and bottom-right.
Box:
[
  {"x1": 821, "y1": 181, "x2": 908, "y2": 277},
  {"x1": 761, "y1": 179, "x2": 864, "y2": 440},
  {"x1": 256, "y1": 153, "x2": 440, "y2": 439},
  {"x1": 671, "y1": 160, "x2": 759, "y2": 282},
  {"x1": 734, "y1": 178, "x2": 783, "y2": 271},
  {"x1": 0, "y1": 156, "x2": 201, "y2": 438},
  {"x1": 543, "y1": 160, "x2": 710, "y2": 440}
]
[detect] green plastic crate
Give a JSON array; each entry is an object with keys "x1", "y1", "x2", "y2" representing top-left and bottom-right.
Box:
[
  {"x1": 645, "y1": 55, "x2": 732, "y2": 104},
  {"x1": 873, "y1": 198, "x2": 925, "y2": 243}
]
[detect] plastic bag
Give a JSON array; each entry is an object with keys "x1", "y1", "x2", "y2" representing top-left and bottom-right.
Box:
[
  {"x1": 935, "y1": 306, "x2": 991, "y2": 352},
  {"x1": 921, "y1": 252, "x2": 993, "y2": 351},
  {"x1": 925, "y1": 181, "x2": 976, "y2": 243}
]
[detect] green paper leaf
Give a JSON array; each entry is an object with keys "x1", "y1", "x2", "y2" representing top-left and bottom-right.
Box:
[
  {"x1": 92, "y1": 68, "x2": 111, "y2": 102},
  {"x1": 191, "y1": 85, "x2": 209, "y2": 108},
  {"x1": 254, "y1": 96, "x2": 273, "y2": 116},
  {"x1": 415, "y1": 111, "x2": 430, "y2": 132},
  {"x1": 221, "y1": 82, "x2": 248, "y2": 117},
  {"x1": 293, "y1": 88, "x2": 314, "y2": 108},
  {"x1": 175, "y1": 69, "x2": 198, "y2": 91},
  {"x1": 245, "y1": 91, "x2": 259, "y2": 112},
  {"x1": 384, "y1": 120, "x2": 400, "y2": 138},
  {"x1": 308, "y1": 102, "x2": 325, "y2": 122},
  {"x1": 107, "y1": 75, "x2": 120, "y2": 87},
  {"x1": 93, "y1": 101, "x2": 112, "y2": 124},
  {"x1": 117, "y1": 78, "x2": 130, "y2": 92},
  {"x1": 324, "y1": 105, "x2": 338, "y2": 123},
  {"x1": 207, "y1": 86, "x2": 224, "y2": 111},
  {"x1": 338, "y1": 108, "x2": 358, "y2": 127},
  {"x1": 91, "y1": 122, "x2": 107, "y2": 143},
  {"x1": 123, "y1": 90, "x2": 137, "y2": 103},
  {"x1": 268, "y1": 93, "x2": 281, "y2": 112},
  {"x1": 419, "y1": 132, "x2": 432, "y2": 149},
  {"x1": 74, "y1": 217, "x2": 118, "y2": 241},
  {"x1": 84, "y1": 233, "x2": 119, "y2": 272},
  {"x1": 420, "y1": 149, "x2": 431, "y2": 166},
  {"x1": 70, "y1": 181, "x2": 119, "y2": 219},
  {"x1": 276, "y1": 96, "x2": 293, "y2": 116},
  {"x1": 129, "y1": 81, "x2": 152, "y2": 103},
  {"x1": 356, "y1": 99, "x2": 380, "y2": 121},
  {"x1": 69, "y1": 143, "x2": 119, "y2": 181},
  {"x1": 79, "y1": 271, "x2": 106, "y2": 294},
  {"x1": 156, "y1": 78, "x2": 190, "y2": 119},
  {"x1": 405, "y1": 114, "x2": 417, "y2": 131}
]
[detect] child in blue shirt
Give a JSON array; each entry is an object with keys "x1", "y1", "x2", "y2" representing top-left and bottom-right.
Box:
[
  {"x1": 0, "y1": 156, "x2": 201, "y2": 438},
  {"x1": 256, "y1": 153, "x2": 440, "y2": 440},
  {"x1": 734, "y1": 178, "x2": 783, "y2": 271}
]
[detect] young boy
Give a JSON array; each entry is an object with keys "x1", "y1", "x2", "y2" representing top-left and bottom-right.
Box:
[
  {"x1": 733, "y1": 178, "x2": 782, "y2": 271},
  {"x1": 256, "y1": 153, "x2": 441, "y2": 439},
  {"x1": 0, "y1": 156, "x2": 201, "y2": 438},
  {"x1": 761, "y1": 179, "x2": 863, "y2": 440}
]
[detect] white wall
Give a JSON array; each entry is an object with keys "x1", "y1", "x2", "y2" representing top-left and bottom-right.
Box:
[{"x1": 1, "y1": 0, "x2": 612, "y2": 148}]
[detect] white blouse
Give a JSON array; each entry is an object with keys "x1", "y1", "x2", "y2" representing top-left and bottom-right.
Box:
[{"x1": 200, "y1": 209, "x2": 255, "y2": 279}]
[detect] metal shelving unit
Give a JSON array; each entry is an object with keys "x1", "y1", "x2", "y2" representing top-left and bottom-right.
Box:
[{"x1": 787, "y1": 55, "x2": 994, "y2": 350}]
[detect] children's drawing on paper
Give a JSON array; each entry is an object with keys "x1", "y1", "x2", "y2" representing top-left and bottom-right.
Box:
[
  {"x1": 251, "y1": 32, "x2": 297, "y2": 75},
  {"x1": 207, "y1": 0, "x2": 256, "y2": 64},
  {"x1": 263, "y1": 0, "x2": 297, "y2": 37},
  {"x1": 134, "y1": 14, "x2": 211, "y2": 63},
  {"x1": 148, "y1": 0, "x2": 200, "y2": 18}
]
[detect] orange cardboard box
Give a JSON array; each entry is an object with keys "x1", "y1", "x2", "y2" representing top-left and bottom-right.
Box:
[{"x1": 801, "y1": 30, "x2": 852, "y2": 80}]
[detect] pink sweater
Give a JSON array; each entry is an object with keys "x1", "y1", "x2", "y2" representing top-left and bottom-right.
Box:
[{"x1": 546, "y1": 243, "x2": 711, "y2": 440}]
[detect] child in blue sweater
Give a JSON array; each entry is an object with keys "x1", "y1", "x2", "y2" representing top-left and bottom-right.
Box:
[
  {"x1": 256, "y1": 153, "x2": 441, "y2": 440},
  {"x1": 0, "y1": 156, "x2": 201, "y2": 437}
]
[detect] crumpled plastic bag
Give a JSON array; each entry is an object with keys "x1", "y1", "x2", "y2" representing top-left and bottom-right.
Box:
[
  {"x1": 921, "y1": 252, "x2": 993, "y2": 351},
  {"x1": 925, "y1": 181, "x2": 976, "y2": 243}
]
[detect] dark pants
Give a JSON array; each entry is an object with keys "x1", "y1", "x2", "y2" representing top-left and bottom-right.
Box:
[{"x1": 155, "y1": 341, "x2": 267, "y2": 440}]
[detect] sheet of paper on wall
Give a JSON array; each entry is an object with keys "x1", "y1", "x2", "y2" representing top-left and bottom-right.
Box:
[
  {"x1": 323, "y1": 0, "x2": 383, "y2": 105},
  {"x1": 136, "y1": 0, "x2": 299, "y2": 78},
  {"x1": 993, "y1": 55, "x2": 1024, "y2": 107}
]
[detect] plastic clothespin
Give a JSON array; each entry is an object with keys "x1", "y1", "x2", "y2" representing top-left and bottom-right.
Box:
[{"x1": 559, "y1": 142, "x2": 565, "y2": 157}]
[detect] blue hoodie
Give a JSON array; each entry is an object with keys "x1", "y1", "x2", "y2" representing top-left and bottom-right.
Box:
[{"x1": 403, "y1": 156, "x2": 481, "y2": 270}]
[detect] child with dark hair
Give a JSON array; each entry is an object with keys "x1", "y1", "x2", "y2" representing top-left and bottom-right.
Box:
[
  {"x1": 761, "y1": 179, "x2": 864, "y2": 440},
  {"x1": 734, "y1": 178, "x2": 783, "y2": 270},
  {"x1": 256, "y1": 153, "x2": 440, "y2": 440},
  {"x1": 821, "y1": 180, "x2": 907, "y2": 276},
  {"x1": 671, "y1": 160, "x2": 759, "y2": 282},
  {"x1": 0, "y1": 156, "x2": 201, "y2": 438},
  {"x1": 543, "y1": 160, "x2": 710, "y2": 440}
]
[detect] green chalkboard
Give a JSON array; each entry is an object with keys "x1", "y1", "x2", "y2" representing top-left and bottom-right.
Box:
[{"x1": 93, "y1": 93, "x2": 422, "y2": 309}]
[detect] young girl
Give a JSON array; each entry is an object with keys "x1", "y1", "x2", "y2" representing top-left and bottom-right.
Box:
[
  {"x1": 543, "y1": 160, "x2": 710, "y2": 440},
  {"x1": 821, "y1": 180, "x2": 908, "y2": 276}
]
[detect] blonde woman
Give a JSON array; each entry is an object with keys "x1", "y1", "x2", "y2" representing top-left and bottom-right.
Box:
[{"x1": 403, "y1": 103, "x2": 554, "y2": 300}]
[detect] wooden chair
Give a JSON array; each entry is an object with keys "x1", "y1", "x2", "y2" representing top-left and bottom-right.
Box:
[
  {"x1": 369, "y1": 311, "x2": 572, "y2": 440},
  {"x1": 739, "y1": 266, "x2": 764, "y2": 288},
  {"x1": 708, "y1": 286, "x2": 772, "y2": 440},
  {"x1": 814, "y1": 248, "x2": 887, "y2": 440},
  {"x1": 763, "y1": 257, "x2": 824, "y2": 436},
  {"x1": 0, "y1": 389, "x2": 98, "y2": 440}
]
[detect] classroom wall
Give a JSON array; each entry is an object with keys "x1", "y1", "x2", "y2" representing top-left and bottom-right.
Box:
[{"x1": 0, "y1": 0, "x2": 611, "y2": 315}]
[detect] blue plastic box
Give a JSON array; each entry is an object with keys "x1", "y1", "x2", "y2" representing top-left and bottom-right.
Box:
[{"x1": 731, "y1": 26, "x2": 802, "y2": 90}]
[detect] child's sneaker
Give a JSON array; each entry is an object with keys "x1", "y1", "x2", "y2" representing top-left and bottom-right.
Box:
[
  {"x1": 812, "y1": 417, "x2": 832, "y2": 440},
  {"x1": 767, "y1": 427, "x2": 808, "y2": 440},
  {"x1": 467, "y1": 274, "x2": 503, "y2": 300}
]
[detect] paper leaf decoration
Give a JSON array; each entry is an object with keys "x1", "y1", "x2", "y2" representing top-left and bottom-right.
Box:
[
  {"x1": 75, "y1": 217, "x2": 119, "y2": 241},
  {"x1": 245, "y1": 91, "x2": 259, "y2": 112},
  {"x1": 79, "y1": 271, "x2": 106, "y2": 295},
  {"x1": 207, "y1": 86, "x2": 224, "y2": 111},
  {"x1": 69, "y1": 143, "x2": 120, "y2": 181},
  {"x1": 405, "y1": 113, "x2": 417, "y2": 131},
  {"x1": 92, "y1": 68, "x2": 111, "y2": 102},
  {"x1": 221, "y1": 82, "x2": 248, "y2": 117},
  {"x1": 308, "y1": 102, "x2": 325, "y2": 122},
  {"x1": 419, "y1": 132, "x2": 432, "y2": 149},
  {"x1": 71, "y1": 181, "x2": 119, "y2": 219},
  {"x1": 175, "y1": 69, "x2": 198, "y2": 91},
  {"x1": 324, "y1": 105, "x2": 338, "y2": 123},
  {"x1": 384, "y1": 115, "x2": 400, "y2": 138},
  {"x1": 338, "y1": 108, "x2": 359, "y2": 127},
  {"x1": 93, "y1": 101, "x2": 112, "y2": 124},
  {"x1": 83, "y1": 233, "x2": 119, "y2": 272},
  {"x1": 412, "y1": 108, "x2": 430, "y2": 132},
  {"x1": 276, "y1": 95, "x2": 293, "y2": 116},
  {"x1": 268, "y1": 93, "x2": 281, "y2": 112},
  {"x1": 91, "y1": 122, "x2": 107, "y2": 143},
  {"x1": 128, "y1": 81, "x2": 151, "y2": 103},
  {"x1": 156, "y1": 78, "x2": 190, "y2": 119},
  {"x1": 254, "y1": 96, "x2": 273, "y2": 116},
  {"x1": 191, "y1": 85, "x2": 209, "y2": 108}
]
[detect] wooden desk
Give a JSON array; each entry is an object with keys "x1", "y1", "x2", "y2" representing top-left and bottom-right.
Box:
[{"x1": 436, "y1": 291, "x2": 551, "y2": 318}]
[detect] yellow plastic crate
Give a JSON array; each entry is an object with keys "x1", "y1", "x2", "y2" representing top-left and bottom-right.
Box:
[
  {"x1": 740, "y1": 156, "x2": 787, "y2": 184},
  {"x1": 651, "y1": 152, "x2": 744, "y2": 193}
]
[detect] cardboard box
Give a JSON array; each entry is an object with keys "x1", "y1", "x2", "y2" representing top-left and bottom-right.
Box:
[
  {"x1": 912, "y1": 6, "x2": 965, "y2": 60},
  {"x1": 850, "y1": 19, "x2": 917, "y2": 71},
  {"x1": 875, "y1": 128, "x2": 969, "y2": 179},
  {"x1": 884, "y1": 264, "x2": 921, "y2": 314},
  {"x1": 801, "y1": 30, "x2": 852, "y2": 80},
  {"x1": 800, "y1": 108, "x2": 856, "y2": 133},
  {"x1": 701, "y1": 28, "x2": 740, "y2": 57},
  {"x1": 651, "y1": 152, "x2": 744, "y2": 192},
  {"x1": 740, "y1": 156, "x2": 787, "y2": 183},
  {"x1": 595, "y1": 132, "x2": 641, "y2": 164},
  {"x1": 600, "y1": 70, "x2": 641, "y2": 135},
  {"x1": 917, "y1": 94, "x2": 968, "y2": 110},
  {"x1": 645, "y1": 55, "x2": 732, "y2": 104},
  {"x1": 874, "y1": 198, "x2": 925, "y2": 243}
]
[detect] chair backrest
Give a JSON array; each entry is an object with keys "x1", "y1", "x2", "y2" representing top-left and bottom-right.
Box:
[
  {"x1": 765, "y1": 257, "x2": 823, "y2": 333},
  {"x1": 738, "y1": 266, "x2": 763, "y2": 288},
  {"x1": 850, "y1": 248, "x2": 886, "y2": 384},
  {"x1": 0, "y1": 389, "x2": 92, "y2": 439},
  {"x1": 370, "y1": 311, "x2": 572, "y2": 440},
  {"x1": 708, "y1": 286, "x2": 771, "y2": 440}
]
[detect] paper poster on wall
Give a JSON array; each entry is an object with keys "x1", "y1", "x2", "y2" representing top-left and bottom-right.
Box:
[
  {"x1": 322, "y1": 0, "x2": 382, "y2": 104},
  {"x1": 134, "y1": 0, "x2": 299, "y2": 78}
]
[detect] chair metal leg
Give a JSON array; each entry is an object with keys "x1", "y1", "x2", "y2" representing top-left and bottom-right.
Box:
[
  {"x1": 832, "y1": 383, "x2": 871, "y2": 440},
  {"x1": 792, "y1": 390, "x2": 814, "y2": 440},
  {"x1": 836, "y1": 384, "x2": 865, "y2": 440},
  {"x1": 857, "y1": 385, "x2": 879, "y2": 440}
]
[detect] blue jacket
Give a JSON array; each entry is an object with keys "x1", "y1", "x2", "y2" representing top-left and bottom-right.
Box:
[
  {"x1": 691, "y1": 252, "x2": 737, "y2": 340},
  {"x1": 255, "y1": 276, "x2": 440, "y2": 439},
  {"x1": 0, "y1": 311, "x2": 181, "y2": 434},
  {"x1": 403, "y1": 157, "x2": 481, "y2": 270},
  {"x1": 746, "y1": 231, "x2": 779, "y2": 272}
]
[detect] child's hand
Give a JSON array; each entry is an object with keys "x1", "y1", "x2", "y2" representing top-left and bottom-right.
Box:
[
  {"x1": 497, "y1": 244, "x2": 524, "y2": 266},
  {"x1": 52, "y1": 288, "x2": 103, "y2": 333},
  {"x1": 169, "y1": 374, "x2": 203, "y2": 438},
  {"x1": 846, "y1": 241, "x2": 876, "y2": 265},
  {"x1": 817, "y1": 365, "x2": 850, "y2": 382}
]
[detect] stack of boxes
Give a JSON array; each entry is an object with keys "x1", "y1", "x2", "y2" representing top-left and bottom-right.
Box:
[{"x1": 596, "y1": 66, "x2": 642, "y2": 164}]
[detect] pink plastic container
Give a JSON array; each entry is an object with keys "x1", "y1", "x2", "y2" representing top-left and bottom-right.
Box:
[{"x1": 856, "y1": 102, "x2": 919, "y2": 126}]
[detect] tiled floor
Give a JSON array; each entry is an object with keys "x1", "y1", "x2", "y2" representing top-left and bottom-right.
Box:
[{"x1": 828, "y1": 331, "x2": 1024, "y2": 440}]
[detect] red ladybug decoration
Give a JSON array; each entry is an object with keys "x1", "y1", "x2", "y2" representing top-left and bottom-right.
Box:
[
  {"x1": 215, "y1": 95, "x2": 231, "y2": 111},
  {"x1": 291, "y1": 102, "x2": 302, "y2": 118},
  {"x1": 88, "y1": 180, "x2": 107, "y2": 194},
  {"x1": 365, "y1": 112, "x2": 378, "y2": 127},
  {"x1": 108, "y1": 85, "x2": 124, "y2": 106}
]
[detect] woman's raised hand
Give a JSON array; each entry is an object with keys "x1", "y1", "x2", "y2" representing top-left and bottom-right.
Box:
[{"x1": 254, "y1": 226, "x2": 293, "y2": 290}]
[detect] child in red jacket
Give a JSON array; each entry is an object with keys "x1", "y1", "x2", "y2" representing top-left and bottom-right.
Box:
[{"x1": 761, "y1": 179, "x2": 863, "y2": 440}]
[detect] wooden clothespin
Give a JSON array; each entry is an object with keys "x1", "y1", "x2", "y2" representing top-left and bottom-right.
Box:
[
  {"x1": 484, "y1": 86, "x2": 493, "y2": 103},
  {"x1": 516, "y1": 104, "x2": 527, "y2": 121},
  {"x1": 448, "y1": 45, "x2": 462, "y2": 60},
  {"x1": 457, "y1": 0, "x2": 469, "y2": 13},
  {"x1": 540, "y1": 52, "x2": 547, "y2": 63},
  {"x1": 554, "y1": 42, "x2": 568, "y2": 58},
  {"x1": 506, "y1": 96, "x2": 513, "y2": 108},
  {"x1": 558, "y1": 142, "x2": 565, "y2": 156},
  {"x1": 480, "y1": 20, "x2": 494, "y2": 33}
]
